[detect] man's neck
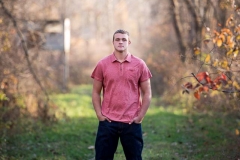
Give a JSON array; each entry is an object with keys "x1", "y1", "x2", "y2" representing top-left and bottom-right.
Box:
[{"x1": 114, "y1": 51, "x2": 128, "y2": 62}]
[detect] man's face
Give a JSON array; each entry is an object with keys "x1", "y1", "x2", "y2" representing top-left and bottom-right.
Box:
[{"x1": 113, "y1": 33, "x2": 131, "y2": 52}]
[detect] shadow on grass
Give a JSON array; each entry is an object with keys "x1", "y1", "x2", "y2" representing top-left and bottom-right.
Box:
[
  {"x1": 3, "y1": 117, "x2": 98, "y2": 160},
  {"x1": 141, "y1": 109, "x2": 240, "y2": 160},
  {"x1": 2, "y1": 108, "x2": 240, "y2": 160}
]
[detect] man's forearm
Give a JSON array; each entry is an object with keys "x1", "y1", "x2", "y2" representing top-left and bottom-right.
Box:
[
  {"x1": 139, "y1": 93, "x2": 151, "y2": 119},
  {"x1": 92, "y1": 92, "x2": 102, "y2": 118},
  {"x1": 138, "y1": 79, "x2": 152, "y2": 120}
]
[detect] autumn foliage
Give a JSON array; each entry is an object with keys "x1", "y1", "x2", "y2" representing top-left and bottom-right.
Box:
[
  {"x1": 183, "y1": 4, "x2": 240, "y2": 100},
  {"x1": 183, "y1": 72, "x2": 228, "y2": 99}
]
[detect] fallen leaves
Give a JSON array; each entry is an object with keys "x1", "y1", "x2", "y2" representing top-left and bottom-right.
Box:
[
  {"x1": 88, "y1": 145, "x2": 95, "y2": 150},
  {"x1": 236, "y1": 129, "x2": 239, "y2": 136}
]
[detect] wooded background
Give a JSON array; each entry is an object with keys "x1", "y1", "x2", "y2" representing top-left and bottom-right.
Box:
[{"x1": 1, "y1": 0, "x2": 240, "y2": 120}]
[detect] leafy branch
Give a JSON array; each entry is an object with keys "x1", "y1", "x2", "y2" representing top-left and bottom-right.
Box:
[{"x1": 181, "y1": 2, "x2": 240, "y2": 100}]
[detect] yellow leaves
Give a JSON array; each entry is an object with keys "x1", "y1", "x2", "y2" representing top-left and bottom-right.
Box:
[
  {"x1": 213, "y1": 59, "x2": 219, "y2": 67},
  {"x1": 0, "y1": 32, "x2": 11, "y2": 52},
  {"x1": 220, "y1": 60, "x2": 228, "y2": 69},
  {"x1": 226, "y1": 49, "x2": 233, "y2": 56},
  {"x1": 186, "y1": 14, "x2": 240, "y2": 100},
  {"x1": 226, "y1": 48, "x2": 238, "y2": 58},
  {"x1": 205, "y1": 54, "x2": 211, "y2": 63},
  {"x1": 233, "y1": 81, "x2": 240, "y2": 90},
  {"x1": 193, "y1": 48, "x2": 211, "y2": 64},
  {"x1": 194, "y1": 47, "x2": 201, "y2": 55},
  {"x1": 216, "y1": 39, "x2": 223, "y2": 47},
  {"x1": 236, "y1": 35, "x2": 240, "y2": 41},
  {"x1": 192, "y1": 46, "x2": 232, "y2": 71},
  {"x1": 233, "y1": 48, "x2": 239, "y2": 57},
  {"x1": 213, "y1": 59, "x2": 230, "y2": 70},
  {"x1": 0, "y1": 92, "x2": 9, "y2": 101}
]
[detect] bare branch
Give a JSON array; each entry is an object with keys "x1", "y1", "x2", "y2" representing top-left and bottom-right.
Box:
[{"x1": 0, "y1": 0, "x2": 49, "y2": 101}]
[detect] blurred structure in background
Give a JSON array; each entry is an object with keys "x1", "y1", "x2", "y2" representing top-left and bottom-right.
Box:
[{"x1": 0, "y1": 0, "x2": 240, "y2": 117}]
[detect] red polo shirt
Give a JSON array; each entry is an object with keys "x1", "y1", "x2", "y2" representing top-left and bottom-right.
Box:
[{"x1": 91, "y1": 53, "x2": 152, "y2": 123}]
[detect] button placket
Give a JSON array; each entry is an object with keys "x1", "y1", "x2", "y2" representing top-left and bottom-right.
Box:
[{"x1": 120, "y1": 63, "x2": 123, "y2": 75}]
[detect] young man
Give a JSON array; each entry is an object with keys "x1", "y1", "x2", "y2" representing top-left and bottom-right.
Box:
[{"x1": 91, "y1": 29, "x2": 152, "y2": 160}]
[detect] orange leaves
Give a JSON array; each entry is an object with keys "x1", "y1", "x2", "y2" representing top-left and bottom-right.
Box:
[
  {"x1": 196, "y1": 72, "x2": 227, "y2": 90},
  {"x1": 221, "y1": 28, "x2": 232, "y2": 36},
  {"x1": 213, "y1": 73, "x2": 227, "y2": 85},
  {"x1": 194, "y1": 47, "x2": 201, "y2": 55},
  {"x1": 236, "y1": 129, "x2": 239, "y2": 136},
  {"x1": 213, "y1": 28, "x2": 235, "y2": 49},
  {"x1": 194, "y1": 91, "x2": 200, "y2": 100},
  {"x1": 182, "y1": 72, "x2": 228, "y2": 100},
  {"x1": 183, "y1": 14, "x2": 240, "y2": 101},
  {"x1": 199, "y1": 86, "x2": 209, "y2": 92},
  {"x1": 217, "y1": 39, "x2": 223, "y2": 47},
  {"x1": 196, "y1": 72, "x2": 211, "y2": 85}
]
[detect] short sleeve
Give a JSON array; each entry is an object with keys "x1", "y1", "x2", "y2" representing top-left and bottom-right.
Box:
[
  {"x1": 91, "y1": 61, "x2": 104, "y2": 82},
  {"x1": 140, "y1": 61, "x2": 152, "y2": 82}
]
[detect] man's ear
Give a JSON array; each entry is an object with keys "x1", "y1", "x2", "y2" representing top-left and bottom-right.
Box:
[{"x1": 128, "y1": 40, "x2": 131, "y2": 44}]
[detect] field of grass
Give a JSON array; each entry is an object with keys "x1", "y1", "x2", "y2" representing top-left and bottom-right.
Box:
[{"x1": 2, "y1": 85, "x2": 240, "y2": 160}]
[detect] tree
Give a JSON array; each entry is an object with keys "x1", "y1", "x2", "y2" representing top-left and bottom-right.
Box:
[{"x1": 181, "y1": 0, "x2": 240, "y2": 100}]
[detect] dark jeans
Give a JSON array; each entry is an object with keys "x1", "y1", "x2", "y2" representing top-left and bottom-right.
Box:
[{"x1": 95, "y1": 120, "x2": 143, "y2": 160}]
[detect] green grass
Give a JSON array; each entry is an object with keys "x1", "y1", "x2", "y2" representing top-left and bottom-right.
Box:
[{"x1": 2, "y1": 85, "x2": 240, "y2": 160}]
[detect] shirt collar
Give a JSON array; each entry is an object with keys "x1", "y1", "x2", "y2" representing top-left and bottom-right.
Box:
[{"x1": 111, "y1": 53, "x2": 131, "y2": 63}]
